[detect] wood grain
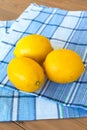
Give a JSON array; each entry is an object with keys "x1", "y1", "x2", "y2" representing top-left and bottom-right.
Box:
[
  {"x1": 0, "y1": 0, "x2": 87, "y2": 130},
  {"x1": 15, "y1": 119, "x2": 87, "y2": 130},
  {"x1": 0, "y1": 122, "x2": 25, "y2": 130}
]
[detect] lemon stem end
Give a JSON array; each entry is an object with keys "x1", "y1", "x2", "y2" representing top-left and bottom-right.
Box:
[{"x1": 35, "y1": 81, "x2": 40, "y2": 86}]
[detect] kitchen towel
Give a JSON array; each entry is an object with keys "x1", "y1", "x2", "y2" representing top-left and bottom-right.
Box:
[{"x1": 0, "y1": 3, "x2": 87, "y2": 121}]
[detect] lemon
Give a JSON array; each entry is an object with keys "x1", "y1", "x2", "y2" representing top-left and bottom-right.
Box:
[
  {"x1": 7, "y1": 57, "x2": 45, "y2": 92},
  {"x1": 43, "y1": 49, "x2": 85, "y2": 84},
  {"x1": 14, "y1": 34, "x2": 53, "y2": 64}
]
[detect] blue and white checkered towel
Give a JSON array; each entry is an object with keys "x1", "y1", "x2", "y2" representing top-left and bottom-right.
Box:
[{"x1": 0, "y1": 3, "x2": 87, "y2": 121}]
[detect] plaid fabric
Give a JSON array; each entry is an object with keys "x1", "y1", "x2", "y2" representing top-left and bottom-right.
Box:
[
  {"x1": 0, "y1": 20, "x2": 14, "y2": 34},
  {"x1": 0, "y1": 88, "x2": 87, "y2": 121},
  {"x1": 0, "y1": 3, "x2": 87, "y2": 121}
]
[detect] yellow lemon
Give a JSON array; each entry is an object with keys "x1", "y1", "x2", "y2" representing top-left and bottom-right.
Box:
[
  {"x1": 7, "y1": 57, "x2": 45, "y2": 92},
  {"x1": 43, "y1": 49, "x2": 85, "y2": 84},
  {"x1": 14, "y1": 34, "x2": 53, "y2": 64}
]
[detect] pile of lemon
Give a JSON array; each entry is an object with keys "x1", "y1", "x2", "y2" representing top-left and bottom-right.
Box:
[{"x1": 7, "y1": 34, "x2": 85, "y2": 93}]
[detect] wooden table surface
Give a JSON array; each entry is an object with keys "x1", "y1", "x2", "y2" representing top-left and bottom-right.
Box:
[{"x1": 0, "y1": 0, "x2": 87, "y2": 130}]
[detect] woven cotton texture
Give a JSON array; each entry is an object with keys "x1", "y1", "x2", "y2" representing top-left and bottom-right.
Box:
[{"x1": 0, "y1": 3, "x2": 87, "y2": 121}]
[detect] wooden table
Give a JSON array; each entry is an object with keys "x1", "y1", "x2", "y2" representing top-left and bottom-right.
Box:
[{"x1": 0, "y1": 0, "x2": 87, "y2": 130}]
